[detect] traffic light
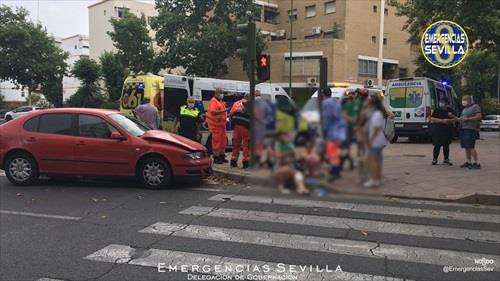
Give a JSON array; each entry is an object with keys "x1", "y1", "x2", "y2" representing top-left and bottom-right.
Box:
[
  {"x1": 256, "y1": 54, "x2": 270, "y2": 81},
  {"x1": 236, "y1": 23, "x2": 256, "y2": 61}
]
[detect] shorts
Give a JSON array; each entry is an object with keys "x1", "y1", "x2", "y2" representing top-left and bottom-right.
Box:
[
  {"x1": 460, "y1": 129, "x2": 477, "y2": 149},
  {"x1": 368, "y1": 146, "x2": 384, "y2": 156}
]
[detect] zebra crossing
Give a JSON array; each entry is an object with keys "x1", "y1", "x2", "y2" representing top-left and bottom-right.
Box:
[{"x1": 85, "y1": 193, "x2": 500, "y2": 281}]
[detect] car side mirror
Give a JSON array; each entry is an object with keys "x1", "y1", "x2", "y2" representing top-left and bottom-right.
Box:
[{"x1": 110, "y1": 131, "x2": 125, "y2": 141}]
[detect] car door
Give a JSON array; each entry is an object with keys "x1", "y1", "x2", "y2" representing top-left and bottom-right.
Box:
[
  {"x1": 73, "y1": 114, "x2": 137, "y2": 176},
  {"x1": 22, "y1": 113, "x2": 78, "y2": 174}
]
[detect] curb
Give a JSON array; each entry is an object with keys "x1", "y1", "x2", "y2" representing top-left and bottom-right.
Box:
[{"x1": 212, "y1": 167, "x2": 500, "y2": 206}]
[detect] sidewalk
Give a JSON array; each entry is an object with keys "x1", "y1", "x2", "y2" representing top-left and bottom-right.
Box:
[{"x1": 213, "y1": 133, "x2": 500, "y2": 205}]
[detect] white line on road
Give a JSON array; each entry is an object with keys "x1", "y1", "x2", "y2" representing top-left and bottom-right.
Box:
[
  {"x1": 0, "y1": 210, "x2": 81, "y2": 221},
  {"x1": 140, "y1": 222, "x2": 500, "y2": 270},
  {"x1": 209, "y1": 194, "x2": 500, "y2": 224},
  {"x1": 179, "y1": 206, "x2": 500, "y2": 242},
  {"x1": 85, "y1": 244, "x2": 411, "y2": 281}
]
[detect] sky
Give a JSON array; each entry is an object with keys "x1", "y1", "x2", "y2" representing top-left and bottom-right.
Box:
[{"x1": 0, "y1": 0, "x2": 154, "y2": 38}]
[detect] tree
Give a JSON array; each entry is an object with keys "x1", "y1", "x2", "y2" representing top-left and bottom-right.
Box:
[
  {"x1": 0, "y1": 93, "x2": 5, "y2": 107},
  {"x1": 108, "y1": 12, "x2": 155, "y2": 74},
  {"x1": 67, "y1": 58, "x2": 105, "y2": 108},
  {"x1": 151, "y1": 0, "x2": 266, "y2": 77},
  {"x1": 100, "y1": 51, "x2": 129, "y2": 102},
  {"x1": 0, "y1": 5, "x2": 68, "y2": 105},
  {"x1": 389, "y1": 0, "x2": 500, "y2": 103},
  {"x1": 42, "y1": 76, "x2": 64, "y2": 107}
]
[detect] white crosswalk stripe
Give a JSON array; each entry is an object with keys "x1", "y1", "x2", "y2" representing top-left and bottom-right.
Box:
[
  {"x1": 85, "y1": 244, "x2": 412, "y2": 281},
  {"x1": 208, "y1": 194, "x2": 500, "y2": 223},
  {"x1": 84, "y1": 193, "x2": 500, "y2": 280},
  {"x1": 140, "y1": 222, "x2": 500, "y2": 270},
  {"x1": 179, "y1": 206, "x2": 500, "y2": 242}
]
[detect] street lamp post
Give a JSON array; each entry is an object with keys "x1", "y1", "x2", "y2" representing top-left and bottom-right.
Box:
[
  {"x1": 289, "y1": 0, "x2": 293, "y2": 98},
  {"x1": 377, "y1": 0, "x2": 385, "y2": 87}
]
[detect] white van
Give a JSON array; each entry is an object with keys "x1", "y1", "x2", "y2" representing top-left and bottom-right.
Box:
[
  {"x1": 162, "y1": 74, "x2": 295, "y2": 152},
  {"x1": 385, "y1": 77, "x2": 458, "y2": 141}
]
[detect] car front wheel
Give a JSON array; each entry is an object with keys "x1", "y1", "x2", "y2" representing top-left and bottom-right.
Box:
[
  {"x1": 5, "y1": 115, "x2": 12, "y2": 121},
  {"x1": 5, "y1": 153, "x2": 39, "y2": 186},
  {"x1": 139, "y1": 157, "x2": 171, "y2": 189}
]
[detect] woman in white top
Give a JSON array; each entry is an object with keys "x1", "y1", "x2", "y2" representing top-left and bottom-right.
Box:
[{"x1": 364, "y1": 95, "x2": 388, "y2": 188}]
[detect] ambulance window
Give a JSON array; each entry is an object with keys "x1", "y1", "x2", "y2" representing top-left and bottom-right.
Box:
[
  {"x1": 276, "y1": 95, "x2": 296, "y2": 115},
  {"x1": 202, "y1": 90, "x2": 215, "y2": 101},
  {"x1": 164, "y1": 87, "x2": 188, "y2": 118}
]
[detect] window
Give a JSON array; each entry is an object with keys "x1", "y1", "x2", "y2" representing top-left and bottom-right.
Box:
[
  {"x1": 78, "y1": 114, "x2": 117, "y2": 139},
  {"x1": 325, "y1": 1, "x2": 336, "y2": 14},
  {"x1": 74, "y1": 45, "x2": 77, "y2": 49},
  {"x1": 358, "y1": 59, "x2": 377, "y2": 77},
  {"x1": 165, "y1": 87, "x2": 188, "y2": 118},
  {"x1": 23, "y1": 117, "x2": 39, "y2": 132},
  {"x1": 39, "y1": 114, "x2": 73, "y2": 135},
  {"x1": 104, "y1": 10, "x2": 106, "y2": 15},
  {"x1": 288, "y1": 9, "x2": 297, "y2": 21},
  {"x1": 384, "y1": 8, "x2": 388, "y2": 15},
  {"x1": 275, "y1": 95, "x2": 296, "y2": 115},
  {"x1": 373, "y1": 5, "x2": 377, "y2": 13},
  {"x1": 399, "y1": 68, "x2": 407, "y2": 78},
  {"x1": 254, "y1": 4, "x2": 262, "y2": 21},
  {"x1": 383, "y1": 38, "x2": 387, "y2": 45},
  {"x1": 284, "y1": 57, "x2": 320, "y2": 76},
  {"x1": 389, "y1": 86, "x2": 424, "y2": 108},
  {"x1": 110, "y1": 114, "x2": 148, "y2": 137},
  {"x1": 115, "y1": 7, "x2": 128, "y2": 18},
  {"x1": 371, "y1": 36, "x2": 376, "y2": 43},
  {"x1": 305, "y1": 5, "x2": 316, "y2": 18}
]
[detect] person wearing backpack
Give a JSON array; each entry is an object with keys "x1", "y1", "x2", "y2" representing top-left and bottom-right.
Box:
[{"x1": 363, "y1": 94, "x2": 389, "y2": 188}]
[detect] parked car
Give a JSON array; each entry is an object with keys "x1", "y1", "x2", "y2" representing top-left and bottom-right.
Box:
[
  {"x1": 0, "y1": 108, "x2": 9, "y2": 121},
  {"x1": 480, "y1": 115, "x2": 500, "y2": 131},
  {"x1": 4, "y1": 106, "x2": 46, "y2": 121},
  {"x1": 0, "y1": 108, "x2": 211, "y2": 188}
]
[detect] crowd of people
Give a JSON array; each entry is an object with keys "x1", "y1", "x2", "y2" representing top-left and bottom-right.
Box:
[{"x1": 130, "y1": 86, "x2": 483, "y2": 195}]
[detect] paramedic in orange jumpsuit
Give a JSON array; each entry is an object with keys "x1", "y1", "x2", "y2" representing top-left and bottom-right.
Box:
[
  {"x1": 206, "y1": 87, "x2": 228, "y2": 164},
  {"x1": 229, "y1": 93, "x2": 250, "y2": 169}
]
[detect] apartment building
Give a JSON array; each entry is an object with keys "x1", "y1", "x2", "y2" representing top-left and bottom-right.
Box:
[
  {"x1": 88, "y1": 0, "x2": 157, "y2": 61},
  {"x1": 226, "y1": 0, "x2": 418, "y2": 90},
  {"x1": 60, "y1": 35, "x2": 90, "y2": 102}
]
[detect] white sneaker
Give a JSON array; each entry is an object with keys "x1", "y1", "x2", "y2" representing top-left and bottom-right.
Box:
[{"x1": 363, "y1": 179, "x2": 380, "y2": 188}]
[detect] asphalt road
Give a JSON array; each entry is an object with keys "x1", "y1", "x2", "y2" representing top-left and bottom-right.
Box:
[{"x1": 0, "y1": 175, "x2": 499, "y2": 281}]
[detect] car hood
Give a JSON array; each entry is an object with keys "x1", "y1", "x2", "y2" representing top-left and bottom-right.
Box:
[{"x1": 141, "y1": 130, "x2": 206, "y2": 151}]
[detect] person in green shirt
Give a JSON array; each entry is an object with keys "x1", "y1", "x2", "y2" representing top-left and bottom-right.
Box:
[{"x1": 341, "y1": 93, "x2": 360, "y2": 170}]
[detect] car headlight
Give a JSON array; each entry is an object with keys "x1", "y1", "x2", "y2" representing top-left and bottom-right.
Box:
[{"x1": 183, "y1": 151, "x2": 206, "y2": 160}]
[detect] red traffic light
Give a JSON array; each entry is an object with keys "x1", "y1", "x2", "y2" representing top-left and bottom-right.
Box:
[{"x1": 260, "y1": 56, "x2": 267, "y2": 67}]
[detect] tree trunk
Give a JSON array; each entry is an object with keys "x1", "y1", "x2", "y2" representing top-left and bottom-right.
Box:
[{"x1": 28, "y1": 88, "x2": 32, "y2": 106}]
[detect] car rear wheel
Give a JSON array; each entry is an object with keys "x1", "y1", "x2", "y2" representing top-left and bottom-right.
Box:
[
  {"x1": 139, "y1": 157, "x2": 171, "y2": 189},
  {"x1": 5, "y1": 153, "x2": 39, "y2": 186}
]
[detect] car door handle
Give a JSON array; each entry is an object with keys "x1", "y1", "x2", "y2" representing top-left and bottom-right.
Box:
[{"x1": 26, "y1": 137, "x2": 36, "y2": 143}]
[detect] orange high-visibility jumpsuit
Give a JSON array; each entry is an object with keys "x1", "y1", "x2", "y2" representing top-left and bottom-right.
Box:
[
  {"x1": 230, "y1": 98, "x2": 250, "y2": 162},
  {"x1": 206, "y1": 97, "x2": 227, "y2": 155}
]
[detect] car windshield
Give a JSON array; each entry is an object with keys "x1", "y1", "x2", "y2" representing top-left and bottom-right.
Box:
[
  {"x1": 484, "y1": 116, "x2": 498, "y2": 120},
  {"x1": 109, "y1": 113, "x2": 150, "y2": 137}
]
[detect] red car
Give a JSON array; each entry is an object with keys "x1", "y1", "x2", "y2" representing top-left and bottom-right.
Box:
[{"x1": 0, "y1": 108, "x2": 211, "y2": 188}]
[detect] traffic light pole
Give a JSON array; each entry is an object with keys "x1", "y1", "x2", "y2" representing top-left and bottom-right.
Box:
[{"x1": 248, "y1": 22, "x2": 256, "y2": 168}]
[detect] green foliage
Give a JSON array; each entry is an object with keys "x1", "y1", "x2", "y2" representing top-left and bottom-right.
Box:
[
  {"x1": 460, "y1": 50, "x2": 498, "y2": 102},
  {"x1": 389, "y1": 0, "x2": 500, "y2": 103},
  {"x1": 30, "y1": 93, "x2": 51, "y2": 107},
  {"x1": 68, "y1": 58, "x2": 104, "y2": 108},
  {"x1": 100, "y1": 51, "x2": 129, "y2": 102},
  {"x1": 480, "y1": 97, "x2": 499, "y2": 116},
  {"x1": 388, "y1": 0, "x2": 499, "y2": 55},
  {"x1": 151, "y1": 0, "x2": 265, "y2": 77},
  {"x1": 108, "y1": 12, "x2": 155, "y2": 74},
  {"x1": 0, "y1": 5, "x2": 68, "y2": 104},
  {"x1": 42, "y1": 76, "x2": 63, "y2": 107}
]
